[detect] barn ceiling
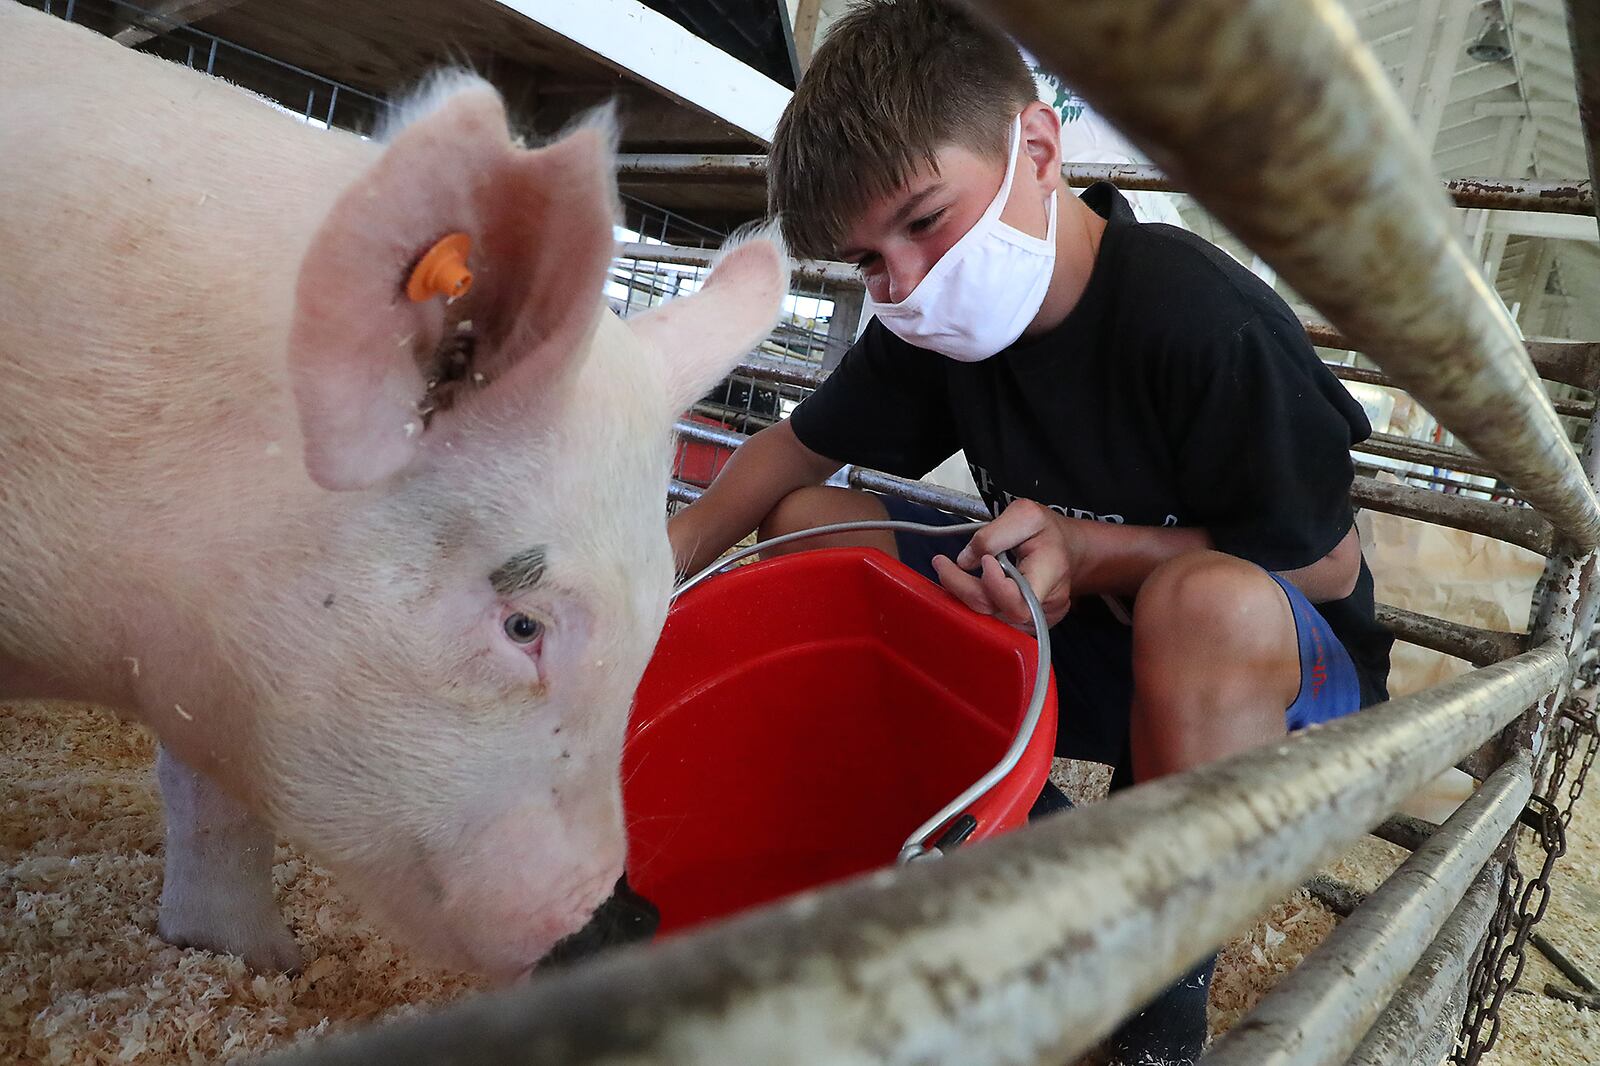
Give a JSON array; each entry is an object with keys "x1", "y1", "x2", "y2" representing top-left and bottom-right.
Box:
[
  {"x1": 800, "y1": 0, "x2": 1599, "y2": 341},
  {"x1": 27, "y1": 0, "x2": 1600, "y2": 339}
]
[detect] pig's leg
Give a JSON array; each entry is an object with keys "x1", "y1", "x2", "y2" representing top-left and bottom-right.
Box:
[{"x1": 155, "y1": 745, "x2": 302, "y2": 972}]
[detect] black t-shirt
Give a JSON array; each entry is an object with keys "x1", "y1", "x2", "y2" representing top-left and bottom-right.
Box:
[{"x1": 790, "y1": 183, "x2": 1393, "y2": 766}]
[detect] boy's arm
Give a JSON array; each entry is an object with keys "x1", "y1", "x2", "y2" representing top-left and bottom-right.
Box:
[
  {"x1": 668, "y1": 420, "x2": 843, "y2": 577},
  {"x1": 931, "y1": 501, "x2": 1208, "y2": 626},
  {"x1": 932, "y1": 502, "x2": 1359, "y2": 629}
]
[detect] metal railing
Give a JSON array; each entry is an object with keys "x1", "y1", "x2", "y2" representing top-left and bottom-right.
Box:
[
  {"x1": 41, "y1": 0, "x2": 1596, "y2": 1061},
  {"x1": 616, "y1": 156, "x2": 1597, "y2": 217},
  {"x1": 272, "y1": 1, "x2": 1600, "y2": 1064}
]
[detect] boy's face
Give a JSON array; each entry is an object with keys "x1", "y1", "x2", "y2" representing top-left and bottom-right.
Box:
[{"x1": 835, "y1": 102, "x2": 1062, "y2": 305}]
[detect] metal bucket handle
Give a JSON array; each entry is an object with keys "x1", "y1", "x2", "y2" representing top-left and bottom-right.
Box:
[{"x1": 671, "y1": 519, "x2": 1053, "y2": 865}]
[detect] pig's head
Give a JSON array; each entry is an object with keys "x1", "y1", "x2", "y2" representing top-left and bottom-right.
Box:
[{"x1": 240, "y1": 76, "x2": 784, "y2": 977}]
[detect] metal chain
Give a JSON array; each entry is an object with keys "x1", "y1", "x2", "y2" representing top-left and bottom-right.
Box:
[
  {"x1": 1456, "y1": 854, "x2": 1522, "y2": 1063},
  {"x1": 1454, "y1": 784, "x2": 1574, "y2": 1064},
  {"x1": 1551, "y1": 697, "x2": 1599, "y2": 830}
]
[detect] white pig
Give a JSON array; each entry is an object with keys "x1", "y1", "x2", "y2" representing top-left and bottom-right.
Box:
[{"x1": 0, "y1": 5, "x2": 784, "y2": 978}]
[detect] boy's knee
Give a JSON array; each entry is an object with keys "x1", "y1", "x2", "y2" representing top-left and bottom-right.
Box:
[
  {"x1": 1135, "y1": 552, "x2": 1287, "y2": 645},
  {"x1": 1132, "y1": 553, "x2": 1301, "y2": 746},
  {"x1": 756, "y1": 487, "x2": 897, "y2": 561}
]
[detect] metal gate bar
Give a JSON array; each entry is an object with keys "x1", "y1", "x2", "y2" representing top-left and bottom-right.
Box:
[
  {"x1": 1200, "y1": 756, "x2": 1532, "y2": 1066},
  {"x1": 671, "y1": 418, "x2": 1543, "y2": 663},
  {"x1": 269, "y1": 645, "x2": 1563, "y2": 1066},
  {"x1": 615, "y1": 156, "x2": 1597, "y2": 216},
  {"x1": 1344, "y1": 864, "x2": 1505, "y2": 1066}
]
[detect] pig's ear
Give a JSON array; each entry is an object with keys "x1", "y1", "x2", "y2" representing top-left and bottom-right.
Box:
[
  {"x1": 287, "y1": 80, "x2": 617, "y2": 491},
  {"x1": 626, "y1": 229, "x2": 788, "y2": 417}
]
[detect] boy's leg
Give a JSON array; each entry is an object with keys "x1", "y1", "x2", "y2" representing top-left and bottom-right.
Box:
[
  {"x1": 758, "y1": 486, "x2": 976, "y2": 571},
  {"x1": 1114, "y1": 551, "x2": 1365, "y2": 1065},
  {"x1": 757, "y1": 486, "x2": 900, "y2": 559},
  {"x1": 1106, "y1": 955, "x2": 1218, "y2": 1066},
  {"x1": 1129, "y1": 551, "x2": 1301, "y2": 782}
]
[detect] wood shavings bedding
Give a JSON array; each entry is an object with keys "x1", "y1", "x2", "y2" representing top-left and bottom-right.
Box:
[
  {"x1": 1, "y1": 700, "x2": 480, "y2": 1065},
  {"x1": 4, "y1": 702, "x2": 1596, "y2": 1063}
]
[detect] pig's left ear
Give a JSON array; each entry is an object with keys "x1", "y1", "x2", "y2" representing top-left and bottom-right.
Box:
[
  {"x1": 626, "y1": 233, "x2": 788, "y2": 417},
  {"x1": 287, "y1": 80, "x2": 617, "y2": 491}
]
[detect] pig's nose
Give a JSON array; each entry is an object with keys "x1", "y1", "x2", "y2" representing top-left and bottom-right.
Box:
[{"x1": 533, "y1": 873, "x2": 660, "y2": 974}]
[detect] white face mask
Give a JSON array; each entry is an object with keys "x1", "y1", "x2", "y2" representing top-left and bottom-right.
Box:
[{"x1": 865, "y1": 115, "x2": 1058, "y2": 362}]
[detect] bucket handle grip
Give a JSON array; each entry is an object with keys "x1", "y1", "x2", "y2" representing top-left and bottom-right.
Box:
[{"x1": 672, "y1": 519, "x2": 1053, "y2": 865}]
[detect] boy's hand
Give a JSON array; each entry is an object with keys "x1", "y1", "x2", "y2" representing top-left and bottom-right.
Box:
[{"x1": 930, "y1": 499, "x2": 1078, "y2": 629}]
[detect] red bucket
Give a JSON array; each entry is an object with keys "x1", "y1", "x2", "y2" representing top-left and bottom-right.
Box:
[
  {"x1": 624, "y1": 547, "x2": 1058, "y2": 935},
  {"x1": 672, "y1": 415, "x2": 736, "y2": 487}
]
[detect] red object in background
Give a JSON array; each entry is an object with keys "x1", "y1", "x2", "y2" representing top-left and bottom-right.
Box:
[
  {"x1": 624, "y1": 547, "x2": 1059, "y2": 935},
  {"x1": 673, "y1": 415, "x2": 734, "y2": 487}
]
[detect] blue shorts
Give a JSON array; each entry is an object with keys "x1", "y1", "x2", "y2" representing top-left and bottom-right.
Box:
[{"x1": 878, "y1": 495, "x2": 1363, "y2": 736}]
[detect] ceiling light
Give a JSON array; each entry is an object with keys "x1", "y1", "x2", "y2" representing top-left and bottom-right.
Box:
[{"x1": 1467, "y1": 18, "x2": 1513, "y2": 63}]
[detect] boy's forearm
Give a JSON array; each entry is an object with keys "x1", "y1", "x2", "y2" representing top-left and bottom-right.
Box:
[
  {"x1": 1063, "y1": 516, "x2": 1359, "y2": 603},
  {"x1": 1065, "y1": 517, "x2": 1213, "y2": 598}
]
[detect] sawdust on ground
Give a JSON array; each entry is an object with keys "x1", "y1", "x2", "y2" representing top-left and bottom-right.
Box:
[{"x1": 4, "y1": 704, "x2": 1597, "y2": 1063}]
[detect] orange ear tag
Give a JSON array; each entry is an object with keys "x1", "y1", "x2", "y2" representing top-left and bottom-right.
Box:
[{"x1": 407, "y1": 232, "x2": 474, "y2": 303}]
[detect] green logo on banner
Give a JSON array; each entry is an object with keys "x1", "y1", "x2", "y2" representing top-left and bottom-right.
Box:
[{"x1": 1030, "y1": 65, "x2": 1084, "y2": 124}]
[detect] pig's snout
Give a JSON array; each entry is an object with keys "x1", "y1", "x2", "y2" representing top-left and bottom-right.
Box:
[
  {"x1": 351, "y1": 791, "x2": 628, "y2": 979},
  {"x1": 420, "y1": 845, "x2": 625, "y2": 980},
  {"x1": 534, "y1": 873, "x2": 660, "y2": 974}
]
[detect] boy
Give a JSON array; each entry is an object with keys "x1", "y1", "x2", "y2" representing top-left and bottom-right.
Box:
[{"x1": 668, "y1": 2, "x2": 1392, "y2": 1060}]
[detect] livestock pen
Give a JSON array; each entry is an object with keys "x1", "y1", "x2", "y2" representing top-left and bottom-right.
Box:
[{"x1": 4, "y1": 0, "x2": 1600, "y2": 1064}]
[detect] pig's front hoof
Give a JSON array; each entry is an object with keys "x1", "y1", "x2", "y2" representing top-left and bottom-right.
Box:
[{"x1": 158, "y1": 905, "x2": 304, "y2": 973}]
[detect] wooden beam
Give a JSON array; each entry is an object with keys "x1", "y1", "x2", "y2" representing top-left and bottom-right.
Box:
[
  {"x1": 1517, "y1": 8, "x2": 1580, "y2": 54},
  {"x1": 1510, "y1": 114, "x2": 1540, "y2": 175},
  {"x1": 1484, "y1": 228, "x2": 1511, "y2": 285},
  {"x1": 1514, "y1": 239, "x2": 1558, "y2": 329},
  {"x1": 793, "y1": 0, "x2": 824, "y2": 71},
  {"x1": 111, "y1": 0, "x2": 244, "y2": 47},
  {"x1": 493, "y1": 0, "x2": 791, "y2": 143},
  {"x1": 1398, "y1": 0, "x2": 1444, "y2": 114},
  {"x1": 1416, "y1": 0, "x2": 1476, "y2": 150},
  {"x1": 1474, "y1": 100, "x2": 1581, "y2": 118},
  {"x1": 1485, "y1": 208, "x2": 1600, "y2": 240}
]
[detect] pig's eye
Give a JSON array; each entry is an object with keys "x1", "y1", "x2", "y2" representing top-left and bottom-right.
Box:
[{"x1": 503, "y1": 613, "x2": 543, "y2": 645}]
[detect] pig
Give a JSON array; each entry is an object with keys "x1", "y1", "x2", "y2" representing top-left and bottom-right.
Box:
[{"x1": 0, "y1": 5, "x2": 784, "y2": 978}]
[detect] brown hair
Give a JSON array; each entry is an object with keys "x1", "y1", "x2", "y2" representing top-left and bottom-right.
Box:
[{"x1": 768, "y1": 0, "x2": 1036, "y2": 259}]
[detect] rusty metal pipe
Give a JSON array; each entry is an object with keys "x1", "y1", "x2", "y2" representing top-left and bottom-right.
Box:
[
  {"x1": 1374, "y1": 604, "x2": 1527, "y2": 667},
  {"x1": 1504, "y1": 401, "x2": 1600, "y2": 772},
  {"x1": 731, "y1": 357, "x2": 828, "y2": 391},
  {"x1": 1349, "y1": 477, "x2": 1552, "y2": 555},
  {"x1": 616, "y1": 153, "x2": 769, "y2": 178},
  {"x1": 268, "y1": 644, "x2": 1564, "y2": 1066},
  {"x1": 1343, "y1": 864, "x2": 1504, "y2": 1066},
  {"x1": 671, "y1": 419, "x2": 1554, "y2": 552},
  {"x1": 1563, "y1": 1, "x2": 1600, "y2": 238},
  {"x1": 615, "y1": 155, "x2": 1596, "y2": 216},
  {"x1": 618, "y1": 241, "x2": 860, "y2": 286},
  {"x1": 1354, "y1": 462, "x2": 1523, "y2": 501},
  {"x1": 845, "y1": 466, "x2": 993, "y2": 519},
  {"x1": 962, "y1": 0, "x2": 1600, "y2": 547},
  {"x1": 1369, "y1": 813, "x2": 1440, "y2": 854},
  {"x1": 625, "y1": 240, "x2": 1600, "y2": 399},
  {"x1": 1201, "y1": 756, "x2": 1532, "y2": 1066},
  {"x1": 1327, "y1": 362, "x2": 1594, "y2": 419},
  {"x1": 1302, "y1": 320, "x2": 1600, "y2": 395},
  {"x1": 674, "y1": 464, "x2": 1533, "y2": 672},
  {"x1": 1354, "y1": 431, "x2": 1495, "y2": 479}
]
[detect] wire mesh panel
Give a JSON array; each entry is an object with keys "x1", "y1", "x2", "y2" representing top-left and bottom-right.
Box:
[
  {"x1": 604, "y1": 196, "x2": 862, "y2": 497},
  {"x1": 29, "y1": 0, "x2": 392, "y2": 132}
]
